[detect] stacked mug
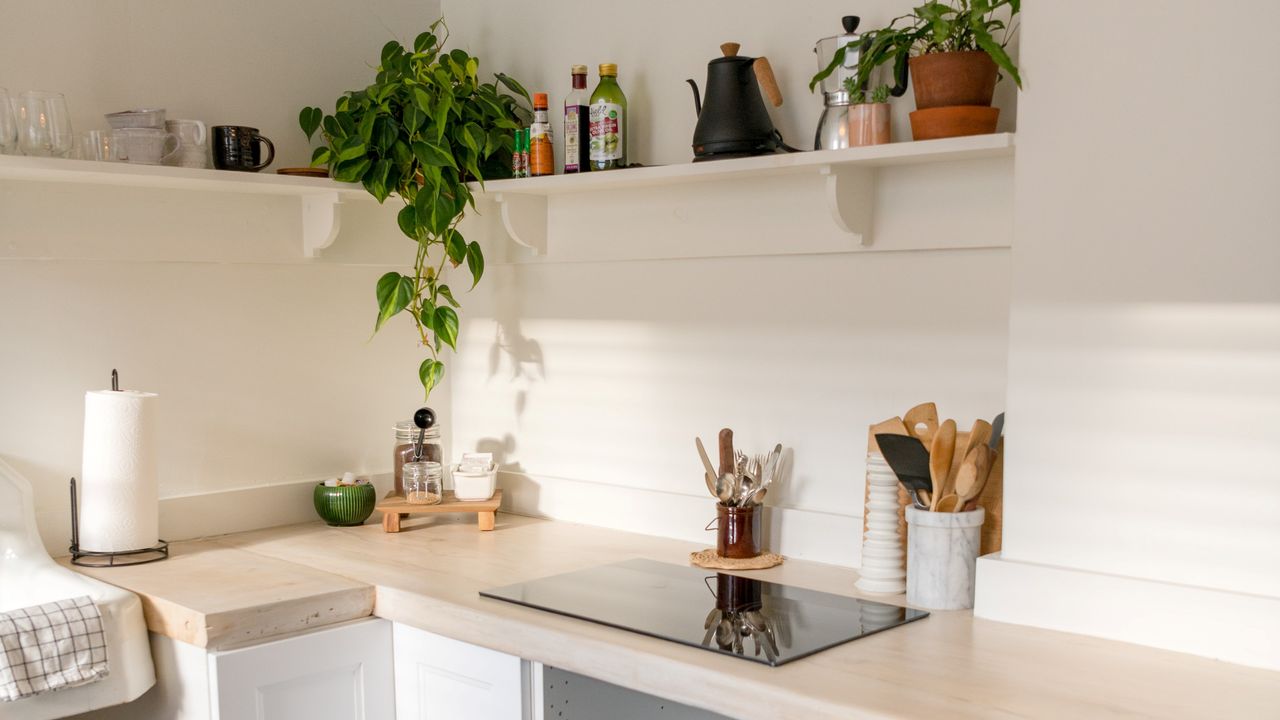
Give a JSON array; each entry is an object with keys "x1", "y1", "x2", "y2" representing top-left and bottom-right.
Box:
[{"x1": 102, "y1": 109, "x2": 178, "y2": 165}]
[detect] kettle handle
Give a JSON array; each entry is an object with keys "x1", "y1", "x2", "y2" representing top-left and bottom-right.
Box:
[{"x1": 754, "y1": 57, "x2": 783, "y2": 107}]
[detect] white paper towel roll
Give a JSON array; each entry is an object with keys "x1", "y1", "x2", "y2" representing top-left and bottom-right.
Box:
[{"x1": 79, "y1": 389, "x2": 159, "y2": 553}]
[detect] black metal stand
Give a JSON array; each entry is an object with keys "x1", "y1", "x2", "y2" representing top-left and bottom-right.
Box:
[{"x1": 69, "y1": 477, "x2": 169, "y2": 568}]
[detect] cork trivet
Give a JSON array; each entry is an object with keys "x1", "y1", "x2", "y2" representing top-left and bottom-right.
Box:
[{"x1": 689, "y1": 549, "x2": 783, "y2": 570}]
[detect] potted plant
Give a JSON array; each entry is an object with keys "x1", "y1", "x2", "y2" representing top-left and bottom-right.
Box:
[
  {"x1": 812, "y1": 0, "x2": 1021, "y2": 141},
  {"x1": 848, "y1": 83, "x2": 891, "y2": 147},
  {"x1": 299, "y1": 19, "x2": 530, "y2": 398}
]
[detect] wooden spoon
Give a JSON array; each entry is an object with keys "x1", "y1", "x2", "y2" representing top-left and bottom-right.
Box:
[
  {"x1": 928, "y1": 419, "x2": 956, "y2": 510},
  {"x1": 933, "y1": 494, "x2": 961, "y2": 512},
  {"x1": 954, "y1": 445, "x2": 993, "y2": 510},
  {"x1": 903, "y1": 403, "x2": 939, "y2": 446}
]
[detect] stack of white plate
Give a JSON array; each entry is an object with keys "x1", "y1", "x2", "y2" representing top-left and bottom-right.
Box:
[{"x1": 855, "y1": 453, "x2": 907, "y2": 594}]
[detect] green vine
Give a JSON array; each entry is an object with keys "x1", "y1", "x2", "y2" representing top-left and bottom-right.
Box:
[{"x1": 300, "y1": 18, "x2": 531, "y2": 398}]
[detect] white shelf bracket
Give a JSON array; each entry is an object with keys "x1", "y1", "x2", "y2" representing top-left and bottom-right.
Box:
[
  {"x1": 819, "y1": 164, "x2": 875, "y2": 245},
  {"x1": 300, "y1": 191, "x2": 342, "y2": 258},
  {"x1": 493, "y1": 192, "x2": 548, "y2": 255}
]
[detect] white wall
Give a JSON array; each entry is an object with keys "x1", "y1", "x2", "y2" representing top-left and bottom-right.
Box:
[
  {"x1": 975, "y1": 0, "x2": 1280, "y2": 670},
  {"x1": 0, "y1": 0, "x2": 444, "y2": 551},
  {"x1": 444, "y1": 0, "x2": 1016, "y2": 566}
]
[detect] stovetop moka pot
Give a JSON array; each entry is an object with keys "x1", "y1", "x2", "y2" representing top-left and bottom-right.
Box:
[{"x1": 686, "y1": 42, "x2": 790, "y2": 161}]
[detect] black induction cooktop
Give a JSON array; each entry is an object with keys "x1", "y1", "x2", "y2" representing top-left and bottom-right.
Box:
[{"x1": 479, "y1": 558, "x2": 927, "y2": 666}]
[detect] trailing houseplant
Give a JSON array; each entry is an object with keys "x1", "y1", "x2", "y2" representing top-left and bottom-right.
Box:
[
  {"x1": 811, "y1": 0, "x2": 1021, "y2": 139},
  {"x1": 299, "y1": 19, "x2": 530, "y2": 398}
]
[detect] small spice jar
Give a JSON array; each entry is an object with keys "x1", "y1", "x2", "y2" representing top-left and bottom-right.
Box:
[
  {"x1": 403, "y1": 461, "x2": 443, "y2": 505},
  {"x1": 393, "y1": 421, "x2": 442, "y2": 496}
]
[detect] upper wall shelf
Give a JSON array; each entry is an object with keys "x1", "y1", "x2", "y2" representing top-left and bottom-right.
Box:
[
  {"x1": 469, "y1": 133, "x2": 1015, "y2": 254},
  {"x1": 0, "y1": 155, "x2": 366, "y2": 257}
]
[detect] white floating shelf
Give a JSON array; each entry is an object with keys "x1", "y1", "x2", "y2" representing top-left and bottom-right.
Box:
[
  {"x1": 470, "y1": 133, "x2": 1015, "y2": 253},
  {"x1": 0, "y1": 155, "x2": 367, "y2": 258}
]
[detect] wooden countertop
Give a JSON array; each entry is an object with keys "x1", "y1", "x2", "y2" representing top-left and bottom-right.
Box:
[{"x1": 72, "y1": 514, "x2": 1280, "y2": 719}]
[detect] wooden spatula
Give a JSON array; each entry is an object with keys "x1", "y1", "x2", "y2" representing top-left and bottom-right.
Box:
[
  {"x1": 867, "y1": 416, "x2": 909, "y2": 454},
  {"x1": 963, "y1": 418, "x2": 992, "y2": 459},
  {"x1": 903, "y1": 403, "x2": 939, "y2": 446},
  {"x1": 928, "y1": 419, "x2": 956, "y2": 510}
]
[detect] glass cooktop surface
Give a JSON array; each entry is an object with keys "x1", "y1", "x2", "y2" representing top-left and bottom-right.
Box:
[{"x1": 480, "y1": 558, "x2": 927, "y2": 666}]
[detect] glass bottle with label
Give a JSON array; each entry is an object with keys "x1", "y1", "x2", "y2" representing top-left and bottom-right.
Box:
[
  {"x1": 589, "y1": 63, "x2": 627, "y2": 171},
  {"x1": 563, "y1": 65, "x2": 589, "y2": 173},
  {"x1": 529, "y1": 93, "x2": 554, "y2": 177}
]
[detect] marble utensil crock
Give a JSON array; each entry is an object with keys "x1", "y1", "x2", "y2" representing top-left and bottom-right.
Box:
[{"x1": 905, "y1": 506, "x2": 984, "y2": 610}]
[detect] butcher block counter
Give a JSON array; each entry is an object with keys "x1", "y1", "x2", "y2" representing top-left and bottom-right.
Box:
[{"x1": 69, "y1": 514, "x2": 1280, "y2": 719}]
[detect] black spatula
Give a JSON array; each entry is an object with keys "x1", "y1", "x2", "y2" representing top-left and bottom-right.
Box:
[{"x1": 875, "y1": 433, "x2": 933, "y2": 510}]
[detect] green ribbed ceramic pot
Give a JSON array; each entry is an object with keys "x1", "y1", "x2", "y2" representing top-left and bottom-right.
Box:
[{"x1": 313, "y1": 483, "x2": 377, "y2": 526}]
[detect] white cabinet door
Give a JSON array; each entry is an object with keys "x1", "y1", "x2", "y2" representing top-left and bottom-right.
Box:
[
  {"x1": 393, "y1": 622, "x2": 532, "y2": 719},
  {"x1": 209, "y1": 619, "x2": 394, "y2": 720}
]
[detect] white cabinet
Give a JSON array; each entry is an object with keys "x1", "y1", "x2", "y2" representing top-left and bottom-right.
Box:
[
  {"x1": 77, "y1": 619, "x2": 394, "y2": 720},
  {"x1": 210, "y1": 619, "x2": 394, "y2": 720},
  {"x1": 392, "y1": 622, "x2": 534, "y2": 720}
]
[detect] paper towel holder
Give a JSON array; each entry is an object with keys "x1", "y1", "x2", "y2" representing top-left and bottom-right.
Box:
[{"x1": 68, "y1": 477, "x2": 169, "y2": 568}]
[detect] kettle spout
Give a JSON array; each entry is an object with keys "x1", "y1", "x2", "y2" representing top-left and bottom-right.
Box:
[{"x1": 686, "y1": 79, "x2": 702, "y2": 117}]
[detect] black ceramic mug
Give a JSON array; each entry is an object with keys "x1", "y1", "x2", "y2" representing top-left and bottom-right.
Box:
[{"x1": 211, "y1": 125, "x2": 275, "y2": 172}]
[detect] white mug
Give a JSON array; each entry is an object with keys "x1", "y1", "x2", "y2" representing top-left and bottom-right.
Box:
[{"x1": 113, "y1": 127, "x2": 179, "y2": 165}]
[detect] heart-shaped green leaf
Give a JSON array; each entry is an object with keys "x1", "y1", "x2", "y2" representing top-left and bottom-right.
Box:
[
  {"x1": 299, "y1": 107, "x2": 323, "y2": 140},
  {"x1": 437, "y1": 284, "x2": 460, "y2": 308},
  {"x1": 466, "y1": 242, "x2": 485, "y2": 289},
  {"x1": 397, "y1": 205, "x2": 419, "y2": 239},
  {"x1": 445, "y1": 230, "x2": 466, "y2": 266},
  {"x1": 419, "y1": 358, "x2": 445, "y2": 397},
  {"x1": 413, "y1": 140, "x2": 456, "y2": 170},
  {"x1": 374, "y1": 272, "x2": 415, "y2": 333},
  {"x1": 433, "y1": 306, "x2": 459, "y2": 350}
]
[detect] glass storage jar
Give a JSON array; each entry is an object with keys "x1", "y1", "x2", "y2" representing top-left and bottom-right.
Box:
[
  {"x1": 403, "y1": 461, "x2": 443, "y2": 505},
  {"x1": 394, "y1": 421, "x2": 442, "y2": 496}
]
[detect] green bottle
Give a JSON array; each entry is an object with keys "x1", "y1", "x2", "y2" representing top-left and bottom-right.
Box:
[{"x1": 588, "y1": 63, "x2": 627, "y2": 170}]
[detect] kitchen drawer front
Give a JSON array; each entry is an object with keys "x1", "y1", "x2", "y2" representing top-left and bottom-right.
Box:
[
  {"x1": 392, "y1": 622, "x2": 531, "y2": 719},
  {"x1": 208, "y1": 618, "x2": 394, "y2": 720}
]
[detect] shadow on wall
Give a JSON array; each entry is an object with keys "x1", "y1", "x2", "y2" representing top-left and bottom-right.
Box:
[
  {"x1": 487, "y1": 269, "x2": 545, "y2": 420},
  {"x1": 474, "y1": 434, "x2": 541, "y2": 513}
]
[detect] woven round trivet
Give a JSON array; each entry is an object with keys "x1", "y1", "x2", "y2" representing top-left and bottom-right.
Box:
[{"x1": 689, "y1": 549, "x2": 783, "y2": 570}]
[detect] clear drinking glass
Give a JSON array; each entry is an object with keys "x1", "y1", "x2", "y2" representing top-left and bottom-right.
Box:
[
  {"x1": 17, "y1": 91, "x2": 73, "y2": 157},
  {"x1": 79, "y1": 130, "x2": 124, "y2": 162},
  {"x1": 0, "y1": 88, "x2": 17, "y2": 155}
]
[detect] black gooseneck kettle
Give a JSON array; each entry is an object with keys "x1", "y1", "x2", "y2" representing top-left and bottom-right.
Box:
[{"x1": 687, "y1": 43, "x2": 794, "y2": 161}]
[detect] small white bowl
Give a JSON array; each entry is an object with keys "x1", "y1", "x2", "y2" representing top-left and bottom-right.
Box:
[{"x1": 451, "y1": 465, "x2": 497, "y2": 501}]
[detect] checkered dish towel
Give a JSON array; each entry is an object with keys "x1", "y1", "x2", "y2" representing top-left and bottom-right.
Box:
[{"x1": 0, "y1": 596, "x2": 109, "y2": 702}]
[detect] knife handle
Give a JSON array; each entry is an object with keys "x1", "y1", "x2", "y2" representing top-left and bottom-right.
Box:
[{"x1": 718, "y1": 428, "x2": 735, "y2": 477}]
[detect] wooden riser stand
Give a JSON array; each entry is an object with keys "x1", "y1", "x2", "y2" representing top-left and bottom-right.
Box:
[{"x1": 377, "y1": 490, "x2": 502, "y2": 533}]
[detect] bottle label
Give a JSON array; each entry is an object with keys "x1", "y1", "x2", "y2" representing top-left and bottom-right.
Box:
[
  {"x1": 564, "y1": 106, "x2": 581, "y2": 172},
  {"x1": 589, "y1": 102, "x2": 623, "y2": 161}
]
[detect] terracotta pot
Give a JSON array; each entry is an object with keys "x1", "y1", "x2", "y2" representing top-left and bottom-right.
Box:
[
  {"x1": 909, "y1": 51, "x2": 998, "y2": 110},
  {"x1": 848, "y1": 103, "x2": 891, "y2": 147},
  {"x1": 909, "y1": 106, "x2": 1000, "y2": 141}
]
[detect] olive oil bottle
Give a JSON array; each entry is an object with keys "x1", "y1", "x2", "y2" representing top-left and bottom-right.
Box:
[{"x1": 588, "y1": 63, "x2": 627, "y2": 170}]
